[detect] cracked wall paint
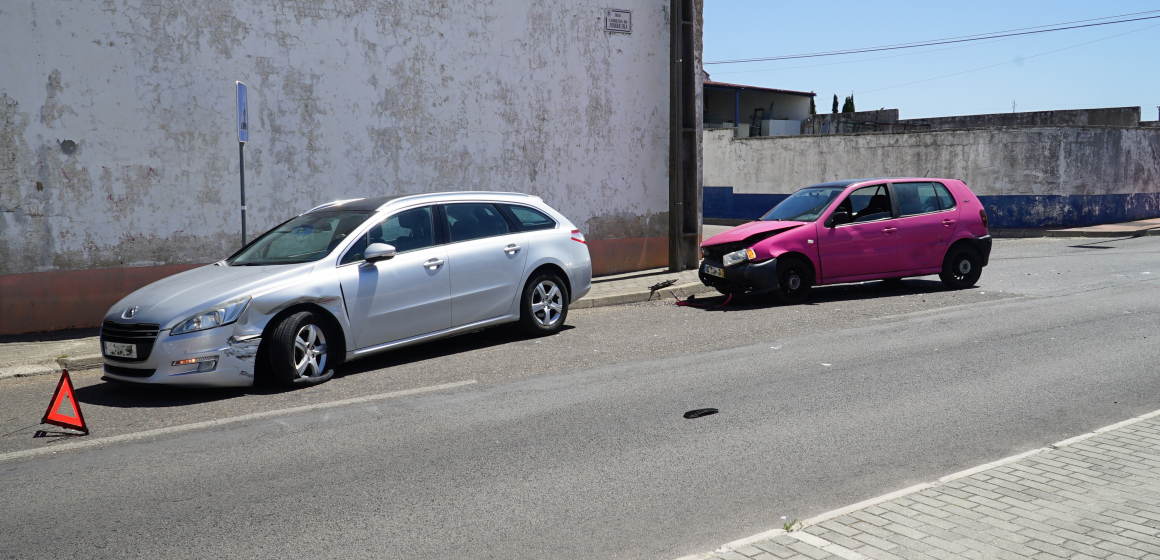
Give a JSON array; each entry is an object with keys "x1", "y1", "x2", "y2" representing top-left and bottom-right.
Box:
[{"x1": 1, "y1": 0, "x2": 689, "y2": 276}]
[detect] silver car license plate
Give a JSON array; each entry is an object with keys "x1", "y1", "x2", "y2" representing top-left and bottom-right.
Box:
[
  {"x1": 703, "y1": 263, "x2": 725, "y2": 278},
  {"x1": 104, "y1": 341, "x2": 137, "y2": 359}
]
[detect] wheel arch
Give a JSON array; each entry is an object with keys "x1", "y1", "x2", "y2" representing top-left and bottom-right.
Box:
[
  {"x1": 255, "y1": 303, "x2": 348, "y2": 384},
  {"x1": 776, "y1": 251, "x2": 818, "y2": 284},
  {"x1": 522, "y1": 261, "x2": 573, "y2": 302}
]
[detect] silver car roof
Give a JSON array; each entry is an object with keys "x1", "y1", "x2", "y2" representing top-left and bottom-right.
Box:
[{"x1": 304, "y1": 191, "x2": 538, "y2": 214}]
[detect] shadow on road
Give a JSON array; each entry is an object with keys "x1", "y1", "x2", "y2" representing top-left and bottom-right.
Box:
[
  {"x1": 680, "y1": 278, "x2": 963, "y2": 312},
  {"x1": 75, "y1": 324, "x2": 571, "y2": 407}
]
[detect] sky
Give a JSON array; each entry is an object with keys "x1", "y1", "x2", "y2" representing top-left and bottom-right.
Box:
[{"x1": 702, "y1": 1, "x2": 1160, "y2": 120}]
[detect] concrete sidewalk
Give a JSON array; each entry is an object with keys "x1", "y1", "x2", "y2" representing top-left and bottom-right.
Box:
[
  {"x1": 0, "y1": 266, "x2": 715, "y2": 380},
  {"x1": 684, "y1": 409, "x2": 1160, "y2": 560},
  {"x1": 992, "y1": 217, "x2": 1160, "y2": 239}
]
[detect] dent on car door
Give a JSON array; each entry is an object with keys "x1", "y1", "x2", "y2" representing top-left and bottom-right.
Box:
[
  {"x1": 336, "y1": 205, "x2": 452, "y2": 349},
  {"x1": 817, "y1": 184, "x2": 900, "y2": 279},
  {"x1": 442, "y1": 202, "x2": 530, "y2": 326}
]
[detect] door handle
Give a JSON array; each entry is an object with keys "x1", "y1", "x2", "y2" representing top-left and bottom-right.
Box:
[
  {"x1": 882, "y1": 227, "x2": 897, "y2": 234},
  {"x1": 504, "y1": 244, "x2": 521, "y2": 254},
  {"x1": 942, "y1": 220, "x2": 957, "y2": 226},
  {"x1": 423, "y1": 258, "x2": 445, "y2": 269}
]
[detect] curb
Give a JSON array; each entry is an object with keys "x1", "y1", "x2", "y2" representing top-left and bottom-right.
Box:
[
  {"x1": 57, "y1": 354, "x2": 104, "y2": 371},
  {"x1": 0, "y1": 362, "x2": 61, "y2": 381},
  {"x1": 992, "y1": 226, "x2": 1160, "y2": 238},
  {"x1": 573, "y1": 281, "x2": 714, "y2": 309}
]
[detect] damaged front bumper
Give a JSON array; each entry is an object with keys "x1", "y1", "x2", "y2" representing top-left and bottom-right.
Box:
[
  {"x1": 101, "y1": 327, "x2": 261, "y2": 388},
  {"x1": 698, "y1": 257, "x2": 780, "y2": 294}
]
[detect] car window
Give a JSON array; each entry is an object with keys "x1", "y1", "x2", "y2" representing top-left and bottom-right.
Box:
[
  {"x1": 445, "y1": 203, "x2": 511, "y2": 242},
  {"x1": 894, "y1": 182, "x2": 941, "y2": 217},
  {"x1": 934, "y1": 183, "x2": 957, "y2": 210},
  {"x1": 501, "y1": 204, "x2": 556, "y2": 231},
  {"x1": 339, "y1": 206, "x2": 436, "y2": 265},
  {"x1": 833, "y1": 185, "x2": 892, "y2": 225},
  {"x1": 230, "y1": 210, "x2": 373, "y2": 266}
]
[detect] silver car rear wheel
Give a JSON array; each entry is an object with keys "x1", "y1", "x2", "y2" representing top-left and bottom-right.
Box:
[{"x1": 520, "y1": 272, "x2": 569, "y2": 336}]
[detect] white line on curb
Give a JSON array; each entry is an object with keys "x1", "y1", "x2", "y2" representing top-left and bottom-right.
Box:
[
  {"x1": 672, "y1": 405, "x2": 1160, "y2": 560},
  {"x1": 0, "y1": 380, "x2": 478, "y2": 463}
]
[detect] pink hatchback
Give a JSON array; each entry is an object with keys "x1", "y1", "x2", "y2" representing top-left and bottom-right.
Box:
[{"x1": 699, "y1": 178, "x2": 992, "y2": 304}]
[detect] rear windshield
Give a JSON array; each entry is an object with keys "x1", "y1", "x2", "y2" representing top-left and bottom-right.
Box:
[
  {"x1": 761, "y1": 186, "x2": 846, "y2": 222},
  {"x1": 229, "y1": 210, "x2": 373, "y2": 266}
]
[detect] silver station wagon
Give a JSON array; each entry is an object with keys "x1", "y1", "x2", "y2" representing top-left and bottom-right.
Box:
[{"x1": 100, "y1": 192, "x2": 592, "y2": 388}]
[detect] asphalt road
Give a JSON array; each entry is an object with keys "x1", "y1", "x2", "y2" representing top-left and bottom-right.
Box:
[{"x1": 1, "y1": 236, "x2": 1158, "y2": 559}]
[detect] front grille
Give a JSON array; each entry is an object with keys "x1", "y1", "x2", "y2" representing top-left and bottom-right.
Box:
[
  {"x1": 701, "y1": 242, "x2": 745, "y2": 262},
  {"x1": 103, "y1": 364, "x2": 156, "y2": 378},
  {"x1": 101, "y1": 321, "x2": 161, "y2": 363}
]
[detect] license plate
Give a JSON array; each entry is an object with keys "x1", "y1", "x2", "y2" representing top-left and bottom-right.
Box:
[
  {"x1": 703, "y1": 263, "x2": 725, "y2": 278},
  {"x1": 104, "y1": 341, "x2": 137, "y2": 359}
]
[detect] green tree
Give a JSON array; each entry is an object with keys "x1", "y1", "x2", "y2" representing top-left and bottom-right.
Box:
[
  {"x1": 841, "y1": 94, "x2": 856, "y2": 113},
  {"x1": 831, "y1": 94, "x2": 839, "y2": 113},
  {"x1": 810, "y1": 96, "x2": 817, "y2": 115}
]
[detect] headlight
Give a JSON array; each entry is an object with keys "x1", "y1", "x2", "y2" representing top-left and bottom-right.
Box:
[
  {"x1": 170, "y1": 296, "x2": 251, "y2": 335},
  {"x1": 723, "y1": 248, "x2": 757, "y2": 267}
]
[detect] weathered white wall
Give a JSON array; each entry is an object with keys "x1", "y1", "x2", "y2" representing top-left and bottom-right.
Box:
[
  {"x1": 0, "y1": 0, "x2": 680, "y2": 276},
  {"x1": 704, "y1": 126, "x2": 1160, "y2": 197}
]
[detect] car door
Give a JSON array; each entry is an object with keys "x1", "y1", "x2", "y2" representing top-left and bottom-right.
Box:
[
  {"x1": 892, "y1": 181, "x2": 957, "y2": 271},
  {"x1": 441, "y1": 202, "x2": 530, "y2": 326},
  {"x1": 817, "y1": 183, "x2": 899, "y2": 279},
  {"x1": 336, "y1": 205, "x2": 452, "y2": 349}
]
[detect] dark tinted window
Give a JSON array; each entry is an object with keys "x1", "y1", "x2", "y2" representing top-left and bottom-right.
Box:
[
  {"x1": 934, "y1": 183, "x2": 957, "y2": 210},
  {"x1": 231, "y1": 210, "x2": 372, "y2": 266},
  {"x1": 894, "y1": 182, "x2": 941, "y2": 217},
  {"x1": 501, "y1": 204, "x2": 556, "y2": 231},
  {"x1": 339, "y1": 206, "x2": 436, "y2": 265},
  {"x1": 445, "y1": 203, "x2": 511, "y2": 242}
]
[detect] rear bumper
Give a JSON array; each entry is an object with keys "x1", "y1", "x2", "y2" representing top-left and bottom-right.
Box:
[
  {"x1": 972, "y1": 235, "x2": 992, "y2": 267},
  {"x1": 698, "y1": 258, "x2": 780, "y2": 294}
]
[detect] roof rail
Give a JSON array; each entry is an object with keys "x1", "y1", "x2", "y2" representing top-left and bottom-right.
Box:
[{"x1": 305, "y1": 199, "x2": 362, "y2": 213}]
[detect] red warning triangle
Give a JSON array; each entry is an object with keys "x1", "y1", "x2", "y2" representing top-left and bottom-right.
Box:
[{"x1": 41, "y1": 369, "x2": 88, "y2": 435}]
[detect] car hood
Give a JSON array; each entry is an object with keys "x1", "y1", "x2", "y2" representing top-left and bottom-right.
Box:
[
  {"x1": 104, "y1": 263, "x2": 315, "y2": 329},
  {"x1": 703, "y1": 220, "x2": 808, "y2": 246}
]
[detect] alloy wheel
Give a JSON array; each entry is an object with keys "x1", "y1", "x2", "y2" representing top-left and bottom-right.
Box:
[
  {"x1": 293, "y1": 324, "x2": 328, "y2": 379},
  {"x1": 531, "y1": 280, "x2": 564, "y2": 327}
]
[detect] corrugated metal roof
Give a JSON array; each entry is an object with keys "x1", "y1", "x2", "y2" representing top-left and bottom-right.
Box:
[{"x1": 703, "y1": 80, "x2": 815, "y2": 97}]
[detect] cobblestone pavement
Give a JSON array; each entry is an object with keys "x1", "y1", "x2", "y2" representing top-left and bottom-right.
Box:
[
  {"x1": 689, "y1": 411, "x2": 1160, "y2": 560},
  {"x1": 0, "y1": 335, "x2": 99, "y2": 379}
]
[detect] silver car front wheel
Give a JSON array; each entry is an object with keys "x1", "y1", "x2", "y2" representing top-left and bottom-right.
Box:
[{"x1": 270, "y1": 311, "x2": 336, "y2": 386}]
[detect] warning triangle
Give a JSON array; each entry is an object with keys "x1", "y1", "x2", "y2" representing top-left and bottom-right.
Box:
[{"x1": 41, "y1": 369, "x2": 88, "y2": 435}]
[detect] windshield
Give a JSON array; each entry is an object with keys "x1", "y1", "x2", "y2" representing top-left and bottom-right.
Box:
[
  {"x1": 761, "y1": 187, "x2": 846, "y2": 222},
  {"x1": 228, "y1": 210, "x2": 374, "y2": 266}
]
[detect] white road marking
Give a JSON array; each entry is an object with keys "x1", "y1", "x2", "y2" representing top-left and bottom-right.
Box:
[{"x1": 0, "y1": 380, "x2": 477, "y2": 463}]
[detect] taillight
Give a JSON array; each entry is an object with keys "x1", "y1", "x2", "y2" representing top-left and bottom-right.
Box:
[
  {"x1": 979, "y1": 209, "x2": 988, "y2": 228},
  {"x1": 571, "y1": 229, "x2": 586, "y2": 244}
]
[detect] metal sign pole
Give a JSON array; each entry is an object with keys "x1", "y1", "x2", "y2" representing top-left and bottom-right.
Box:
[{"x1": 236, "y1": 81, "x2": 250, "y2": 246}]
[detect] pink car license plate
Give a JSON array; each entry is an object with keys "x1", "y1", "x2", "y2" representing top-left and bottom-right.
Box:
[{"x1": 703, "y1": 263, "x2": 725, "y2": 278}]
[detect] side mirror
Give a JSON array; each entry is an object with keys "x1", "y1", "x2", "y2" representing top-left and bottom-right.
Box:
[
  {"x1": 364, "y1": 243, "x2": 396, "y2": 262},
  {"x1": 826, "y1": 210, "x2": 850, "y2": 228}
]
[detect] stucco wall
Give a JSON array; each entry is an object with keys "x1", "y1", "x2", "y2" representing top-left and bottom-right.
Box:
[
  {"x1": 0, "y1": 0, "x2": 701, "y2": 333},
  {"x1": 0, "y1": 0, "x2": 682, "y2": 275},
  {"x1": 703, "y1": 126, "x2": 1160, "y2": 227}
]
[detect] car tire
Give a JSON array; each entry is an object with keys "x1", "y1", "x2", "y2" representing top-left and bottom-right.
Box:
[
  {"x1": 519, "y1": 271, "x2": 569, "y2": 336},
  {"x1": 772, "y1": 257, "x2": 812, "y2": 305},
  {"x1": 939, "y1": 244, "x2": 983, "y2": 289},
  {"x1": 269, "y1": 311, "x2": 337, "y2": 386}
]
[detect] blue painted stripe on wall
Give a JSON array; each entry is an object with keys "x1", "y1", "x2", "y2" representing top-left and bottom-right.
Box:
[{"x1": 705, "y1": 186, "x2": 1160, "y2": 228}]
